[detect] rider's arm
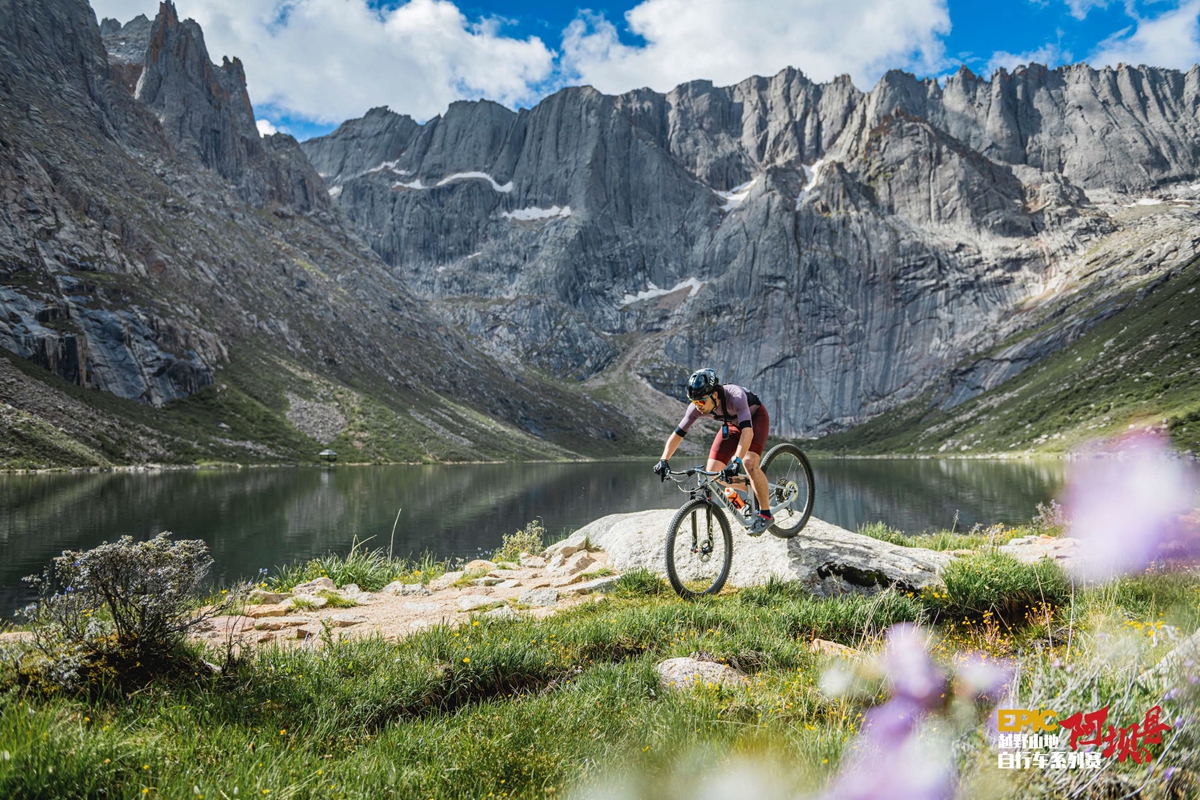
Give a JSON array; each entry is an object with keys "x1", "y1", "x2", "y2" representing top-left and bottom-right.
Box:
[
  {"x1": 734, "y1": 425, "x2": 754, "y2": 461},
  {"x1": 661, "y1": 431, "x2": 684, "y2": 461}
]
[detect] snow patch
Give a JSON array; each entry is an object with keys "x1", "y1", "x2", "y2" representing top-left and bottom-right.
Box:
[
  {"x1": 365, "y1": 159, "x2": 409, "y2": 177},
  {"x1": 327, "y1": 185, "x2": 343, "y2": 199},
  {"x1": 502, "y1": 205, "x2": 572, "y2": 221},
  {"x1": 620, "y1": 277, "x2": 704, "y2": 307},
  {"x1": 393, "y1": 179, "x2": 427, "y2": 190},
  {"x1": 713, "y1": 179, "x2": 756, "y2": 212},
  {"x1": 1126, "y1": 197, "x2": 1165, "y2": 207},
  {"x1": 796, "y1": 158, "x2": 829, "y2": 208},
  {"x1": 436, "y1": 172, "x2": 513, "y2": 193}
]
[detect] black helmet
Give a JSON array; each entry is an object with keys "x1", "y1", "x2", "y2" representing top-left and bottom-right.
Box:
[{"x1": 686, "y1": 368, "x2": 719, "y2": 401}]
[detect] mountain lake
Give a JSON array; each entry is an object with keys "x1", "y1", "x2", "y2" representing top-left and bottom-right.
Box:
[{"x1": 0, "y1": 457, "x2": 1066, "y2": 617}]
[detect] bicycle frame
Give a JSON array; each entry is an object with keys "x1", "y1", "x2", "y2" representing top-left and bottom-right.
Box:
[{"x1": 666, "y1": 466, "x2": 797, "y2": 529}]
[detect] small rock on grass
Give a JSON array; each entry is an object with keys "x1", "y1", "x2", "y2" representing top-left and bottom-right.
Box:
[
  {"x1": 518, "y1": 588, "x2": 559, "y2": 607},
  {"x1": 484, "y1": 605, "x2": 520, "y2": 620},
  {"x1": 292, "y1": 577, "x2": 336, "y2": 593},
  {"x1": 429, "y1": 571, "x2": 463, "y2": 590},
  {"x1": 564, "y1": 576, "x2": 619, "y2": 596},
  {"x1": 245, "y1": 604, "x2": 288, "y2": 618},
  {"x1": 810, "y1": 638, "x2": 857, "y2": 657},
  {"x1": 465, "y1": 559, "x2": 496, "y2": 571},
  {"x1": 458, "y1": 596, "x2": 498, "y2": 612},
  {"x1": 656, "y1": 657, "x2": 745, "y2": 690},
  {"x1": 382, "y1": 581, "x2": 432, "y2": 597}
]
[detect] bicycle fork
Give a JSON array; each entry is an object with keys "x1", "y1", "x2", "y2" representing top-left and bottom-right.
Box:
[{"x1": 691, "y1": 506, "x2": 715, "y2": 558}]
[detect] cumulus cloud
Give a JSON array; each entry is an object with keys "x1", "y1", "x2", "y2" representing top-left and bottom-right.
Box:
[
  {"x1": 560, "y1": 0, "x2": 952, "y2": 94},
  {"x1": 1065, "y1": 0, "x2": 1109, "y2": 20},
  {"x1": 255, "y1": 118, "x2": 279, "y2": 136},
  {"x1": 91, "y1": 0, "x2": 555, "y2": 123},
  {"x1": 1089, "y1": 0, "x2": 1200, "y2": 69},
  {"x1": 986, "y1": 41, "x2": 1072, "y2": 74}
]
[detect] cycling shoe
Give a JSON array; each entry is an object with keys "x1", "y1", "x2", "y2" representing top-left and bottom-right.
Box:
[{"x1": 747, "y1": 514, "x2": 773, "y2": 536}]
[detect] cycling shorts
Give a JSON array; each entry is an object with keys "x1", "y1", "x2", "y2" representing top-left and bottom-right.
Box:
[{"x1": 708, "y1": 405, "x2": 769, "y2": 464}]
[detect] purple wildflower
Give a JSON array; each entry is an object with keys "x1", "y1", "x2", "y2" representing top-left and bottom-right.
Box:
[
  {"x1": 1064, "y1": 432, "x2": 1197, "y2": 578},
  {"x1": 956, "y1": 654, "x2": 1016, "y2": 703},
  {"x1": 884, "y1": 623, "x2": 946, "y2": 708}
]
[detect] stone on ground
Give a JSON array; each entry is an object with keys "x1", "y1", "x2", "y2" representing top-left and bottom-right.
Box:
[
  {"x1": 519, "y1": 588, "x2": 559, "y2": 607},
  {"x1": 656, "y1": 657, "x2": 746, "y2": 690},
  {"x1": 458, "y1": 595, "x2": 498, "y2": 612},
  {"x1": 382, "y1": 581, "x2": 433, "y2": 596}
]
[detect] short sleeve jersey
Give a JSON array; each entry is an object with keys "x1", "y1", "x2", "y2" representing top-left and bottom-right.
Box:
[{"x1": 676, "y1": 384, "x2": 762, "y2": 434}]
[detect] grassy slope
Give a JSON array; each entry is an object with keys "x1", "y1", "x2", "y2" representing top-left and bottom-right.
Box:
[
  {"x1": 813, "y1": 253, "x2": 1200, "y2": 456},
  {"x1": 0, "y1": 341, "x2": 638, "y2": 469},
  {"x1": 3, "y1": 564, "x2": 1196, "y2": 799}
]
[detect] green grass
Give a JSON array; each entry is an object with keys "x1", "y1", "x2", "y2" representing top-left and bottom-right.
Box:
[
  {"x1": 4, "y1": 552, "x2": 1197, "y2": 799},
  {"x1": 268, "y1": 545, "x2": 448, "y2": 593},
  {"x1": 922, "y1": 551, "x2": 1072, "y2": 624},
  {"x1": 856, "y1": 521, "x2": 1043, "y2": 551},
  {"x1": 813, "y1": 254, "x2": 1200, "y2": 456}
]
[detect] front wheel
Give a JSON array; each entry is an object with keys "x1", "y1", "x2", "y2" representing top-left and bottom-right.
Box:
[
  {"x1": 665, "y1": 499, "x2": 733, "y2": 599},
  {"x1": 760, "y1": 443, "x2": 815, "y2": 538}
]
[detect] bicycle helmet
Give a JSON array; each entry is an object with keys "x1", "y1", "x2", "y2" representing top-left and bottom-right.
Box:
[{"x1": 685, "y1": 368, "x2": 719, "y2": 401}]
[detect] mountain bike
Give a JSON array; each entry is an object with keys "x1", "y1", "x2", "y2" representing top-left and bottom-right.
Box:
[{"x1": 661, "y1": 443, "x2": 814, "y2": 599}]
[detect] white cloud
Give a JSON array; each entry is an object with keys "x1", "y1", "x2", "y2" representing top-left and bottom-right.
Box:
[
  {"x1": 560, "y1": 0, "x2": 951, "y2": 94},
  {"x1": 986, "y1": 42, "x2": 1072, "y2": 74},
  {"x1": 91, "y1": 0, "x2": 555, "y2": 123},
  {"x1": 1088, "y1": 0, "x2": 1200, "y2": 69},
  {"x1": 1065, "y1": 0, "x2": 1109, "y2": 20},
  {"x1": 255, "y1": 118, "x2": 278, "y2": 136},
  {"x1": 92, "y1": 0, "x2": 960, "y2": 128}
]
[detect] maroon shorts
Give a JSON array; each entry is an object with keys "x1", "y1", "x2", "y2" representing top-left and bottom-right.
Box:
[{"x1": 708, "y1": 405, "x2": 769, "y2": 464}]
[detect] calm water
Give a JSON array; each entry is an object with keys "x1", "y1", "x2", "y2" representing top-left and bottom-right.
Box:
[{"x1": 0, "y1": 458, "x2": 1065, "y2": 616}]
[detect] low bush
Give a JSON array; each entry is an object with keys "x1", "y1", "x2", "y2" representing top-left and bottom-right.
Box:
[
  {"x1": 494, "y1": 520, "x2": 546, "y2": 563},
  {"x1": 16, "y1": 532, "x2": 238, "y2": 691},
  {"x1": 923, "y1": 551, "x2": 1071, "y2": 624},
  {"x1": 269, "y1": 543, "x2": 445, "y2": 592},
  {"x1": 612, "y1": 568, "x2": 669, "y2": 597}
]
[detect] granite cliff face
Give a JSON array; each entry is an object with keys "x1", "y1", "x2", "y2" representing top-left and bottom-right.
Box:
[
  {"x1": 303, "y1": 63, "x2": 1200, "y2": 436},
  {"x1": 0, "y1": 0, "x2": 635, "y2": 465}
]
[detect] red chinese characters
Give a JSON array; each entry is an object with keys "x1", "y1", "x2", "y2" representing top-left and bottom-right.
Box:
[{"x1": 1058, "y1": 705, "x2": 1172, "y2": 764}]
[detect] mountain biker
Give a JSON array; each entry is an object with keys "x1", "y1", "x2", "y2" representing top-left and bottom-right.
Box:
[{"x1": 653, "y1": 368, "x2": 774, "y2": 534}]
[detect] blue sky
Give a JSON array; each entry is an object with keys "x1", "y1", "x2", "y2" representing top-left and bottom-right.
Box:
[{"x1": 93, "y1": 0, "x2": 1200, "y2": 141}]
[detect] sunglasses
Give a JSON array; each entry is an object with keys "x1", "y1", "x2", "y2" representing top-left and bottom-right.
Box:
[{"x1": 691, "y1": 394, "x2": 714, "y2": 407}]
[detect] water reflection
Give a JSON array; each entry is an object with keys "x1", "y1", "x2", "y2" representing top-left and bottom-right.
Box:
[{"x1": 0, "y1": 458, "x2": 1064, "y2": 617}]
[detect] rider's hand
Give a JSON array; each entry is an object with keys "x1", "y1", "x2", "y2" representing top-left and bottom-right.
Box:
[
  {"x1": 653, "y1": 459, "x2": 670, "y2": 481},
  {"x1": 722, "y1": 457, "x2": 743, "y2": 482}
]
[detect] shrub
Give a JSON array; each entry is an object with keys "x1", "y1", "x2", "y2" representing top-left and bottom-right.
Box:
[
  {"x1": 924, "y1": 551, "x2": 1071, "y2": 624},
  {"x1": 494, "y1": 520, "x2": 545, "y2": 563},
  {"x1": 270, "y1": 544, "x2": 445, "y2": 592},
  {"x1": 316, "y1": 589, "x2": 358, "y2": 609},
  {"x1": 611, "y1": 568, "x2": 668, "y2": 597},
  {"x1": 17, "y1": 533, "x2": 238, "y2": 690},
  {"x1": 1032, "y1": 499, "x2": 1066, "y2": 531}
]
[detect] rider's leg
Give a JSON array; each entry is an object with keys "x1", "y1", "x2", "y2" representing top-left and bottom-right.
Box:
[{"x1": 743, "y1": 451, "x2": 769, "y2": 510}]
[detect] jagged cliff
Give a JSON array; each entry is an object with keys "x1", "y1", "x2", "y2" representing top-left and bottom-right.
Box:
[
  {"x1": 2, "y1": 0, "x2": 1198, "y2": 467},
  {"x1": 303, "y1": 64, "x2": 1200, "y2": 437},
  {"x1": 0, "y1": 0, "x2": 636, "y2": 467}
]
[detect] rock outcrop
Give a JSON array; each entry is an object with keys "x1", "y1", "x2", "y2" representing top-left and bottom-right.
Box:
[{"x1": 548, "y1": 510, "x2": 952, "y2": 595}]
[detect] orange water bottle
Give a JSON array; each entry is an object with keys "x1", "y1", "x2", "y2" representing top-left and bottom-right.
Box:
[{"x1": 725, "y1": 487, "x2": 746, "y2": 510}]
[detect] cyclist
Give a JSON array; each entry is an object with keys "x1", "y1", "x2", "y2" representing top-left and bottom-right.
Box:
[{"x1": 653, "y1": 368, "x2": 774, "y2": 534}]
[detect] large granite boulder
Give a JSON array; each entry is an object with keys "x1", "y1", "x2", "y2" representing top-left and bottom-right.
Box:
[{"x1": 547, "y1": 510, "x2": 952, "y2": 596}]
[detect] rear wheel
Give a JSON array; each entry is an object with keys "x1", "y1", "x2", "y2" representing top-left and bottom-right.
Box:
[
  {"x1": 665, "y1": 499, "x2": 733, "y2": 599},
  {"x1": 760, "y1": 443, "x2": 815, "y2": 538}
]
